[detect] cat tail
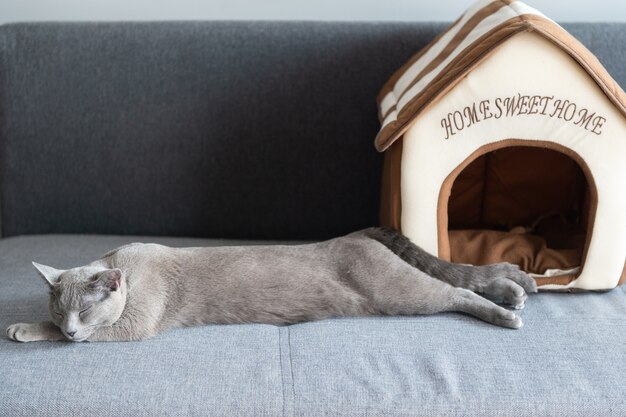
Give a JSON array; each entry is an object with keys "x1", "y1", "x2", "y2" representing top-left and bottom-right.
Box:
[{"x1": 365, "y1": 226, "x2": 441, "y2": 270}]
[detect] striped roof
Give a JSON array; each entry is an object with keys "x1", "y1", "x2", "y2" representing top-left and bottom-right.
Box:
[{"x1": 375, "y1": 0, "x2": 626, "y2": 152}]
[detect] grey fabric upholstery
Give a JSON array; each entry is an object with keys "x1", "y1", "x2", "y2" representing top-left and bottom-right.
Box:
[
  {"x1": 1, "y1": 22, "x2": 624, "y2": 239},
  {"x1": 0, "y1": 21, "x2": 442, "y2": 239},
  {"x1": 1, "y1": 234, "x2": 626, "y2": 416}
]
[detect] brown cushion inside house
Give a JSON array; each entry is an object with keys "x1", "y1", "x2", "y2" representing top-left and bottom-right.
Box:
[
  {"x1": 449, "y1": 230, "x2": 583, "y2": 274},
  {"x1": 447, "y1": 146, "x2": 590, "y2": 274}
]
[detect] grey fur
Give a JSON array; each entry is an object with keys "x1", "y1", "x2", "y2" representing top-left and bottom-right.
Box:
[
  {"x1": 366, "y1": 227, "x2": 537, "y2": 307},
  {"x1": 6, "y1": 228, "x2": 537, "y2": 343}
]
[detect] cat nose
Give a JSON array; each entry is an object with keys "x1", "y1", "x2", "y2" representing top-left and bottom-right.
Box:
[{"x1": 67, "y1": 331, "x2": 76, "y2": 337}]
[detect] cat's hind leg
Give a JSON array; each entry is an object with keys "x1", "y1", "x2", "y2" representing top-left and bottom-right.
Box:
[
  {"x1": 446, "y1": 287, "x2": 523, "y2": 329},
  {"x1": 365, "y1": 227, "x2": 537, "y2": 309},
  {"x1": 366, "y1": 261, "x2": 523, "y2": 329}
]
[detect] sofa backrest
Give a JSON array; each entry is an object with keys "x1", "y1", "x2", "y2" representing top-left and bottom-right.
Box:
[{"x1": 0, "y1": 22, "x2": 624, "y2": 239}]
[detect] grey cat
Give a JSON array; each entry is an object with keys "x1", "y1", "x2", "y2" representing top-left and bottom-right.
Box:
[{"x1": 6, "y1": 227, "x2": 536, "y2": 343}]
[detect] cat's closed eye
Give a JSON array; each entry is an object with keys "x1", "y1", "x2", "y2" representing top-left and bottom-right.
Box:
[
  {"x1": 79, "y1": 306, "x2": 92, "y2": 317},
  {"x1": 53, "y1": 310, "x2": 63, "y2": 318}
]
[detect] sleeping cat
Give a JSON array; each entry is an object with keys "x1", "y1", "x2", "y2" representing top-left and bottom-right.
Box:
[{"x1": 6, "y1": 227, "x2": 536, "y2": 343}]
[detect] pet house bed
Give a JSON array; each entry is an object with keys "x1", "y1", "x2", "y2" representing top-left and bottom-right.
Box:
[{"x1": 376, "y1": 0, "x2": 626, "y2": 290}]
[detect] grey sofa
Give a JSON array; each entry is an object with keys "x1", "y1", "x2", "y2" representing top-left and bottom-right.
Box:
[{"x1": 1, "y1": 21, "x2": 625, "y2": 416}]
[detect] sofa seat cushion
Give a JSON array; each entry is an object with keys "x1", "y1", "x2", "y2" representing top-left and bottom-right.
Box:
[{"x1": 1, "y1": 235, "x2": 626, "y2": 416}]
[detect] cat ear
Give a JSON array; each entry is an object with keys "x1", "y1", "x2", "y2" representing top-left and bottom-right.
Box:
[
  {"x1": 32, "y1": 262, "x2": 66, "y2": 286},
  {"x1": 89, "y1": 269, "x2": 123, "y2": 292}
]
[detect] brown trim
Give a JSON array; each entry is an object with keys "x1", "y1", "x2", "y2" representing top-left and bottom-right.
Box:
[
  {"x1": 618, "y1": 260, "x2": 626, "y2": 287},
  {"x1": 435, "y1": 139, "x2": 598, "y2": 287},
  {"x1": 534, "y1": 274, "x2": 577, "y2": 287},
  {"x1": 376, "y1": 0, "x2": 517, "y2": 106},
  {"x1": 375, "y1": 16, "x2": 531, "y2": 151},
  {"x1": 380, "y1": 104, "x2": 396, "y2": 123},
  {"x1": 376, "y1": 14, "x2": 464, "y2": 105},
  {"x1": 525, "y1": 16, "x2": 626, "y2": 122},
  {"x1": 379, "y1": 139, "x2": 403, "y2": 230},
  {"x1": 397, "y1": 0, "x2": 509, "y2": 104},
  {"x1": 374, "y1": 13, "x2": 626, "y2": 152}
]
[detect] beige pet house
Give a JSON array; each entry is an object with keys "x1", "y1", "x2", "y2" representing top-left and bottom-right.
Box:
[{"x1": 377, "y1": 0, "x2": 626, "y2": 290}]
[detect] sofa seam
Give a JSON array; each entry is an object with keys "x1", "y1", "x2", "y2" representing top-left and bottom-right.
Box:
[
  {"x1": 278, "y1": 326, "x2": 295, "y2": 417},
  {"x1": 278, "y1": 327, "x2": 287, "y2": 417},
  {"x1": 287, "y1": 328, "x2": 296, "y2": 417}
]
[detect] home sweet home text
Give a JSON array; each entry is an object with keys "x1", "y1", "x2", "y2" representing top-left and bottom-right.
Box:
[{"x1": 440, "y1": 93, "x2": 607, "y2": 140}]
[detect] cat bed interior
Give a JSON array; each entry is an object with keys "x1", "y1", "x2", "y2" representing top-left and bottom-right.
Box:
[
  {"x1": 376, "y1": 0, "x2": 626, "y2": 290},
  {"x1": 447, "y1": 146, "x2": 588, "y2": 278}
]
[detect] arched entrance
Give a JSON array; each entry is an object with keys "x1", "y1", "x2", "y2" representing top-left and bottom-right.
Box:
[{"x1": 438, "y1": 140, "x2": 597, "y2": 282}]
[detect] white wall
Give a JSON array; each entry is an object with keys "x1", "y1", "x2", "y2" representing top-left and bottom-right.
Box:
[{"x1": 0, "y1": 0, "x2": 623, "y2": 23}]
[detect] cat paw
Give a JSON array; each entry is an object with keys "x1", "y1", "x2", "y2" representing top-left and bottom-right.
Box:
[
  {"x1": 491, "y1": 307, "x2": 523, "y2": 329},
  {"x1": 6, "y1": 323, "x2": 32, "y2": 342},
  {"x1": 466, "y1": 263, "x2": 537, "y2": 309},
  {"x1": 482, "y1": 277, "x2": 528, "y2": 309},
  {"x1": 6, "y1": 322, "x2": 62, "y2": 343},
  {"x1": 487, "y1": 263, "x2": 537, "y2": 294}
]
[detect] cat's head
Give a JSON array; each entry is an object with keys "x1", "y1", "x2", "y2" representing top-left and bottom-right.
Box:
[{"x1": 32, "y1": 262, "x2": 127, "y2": 342}]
